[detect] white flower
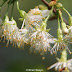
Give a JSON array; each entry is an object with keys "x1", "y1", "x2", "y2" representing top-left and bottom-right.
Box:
[
  {"x1": 12, "y1": 21, "x2": 28, "y2": 48},
  {"x1": 15, "y1": 29, "x2": 28, "y2": 48},
  {"x1": 67, "y1": 59, "x2": 72, "y2": 71},
  {"x1": 48, "y1": 59, "x2": 72, "y2": 72},
  {"x1": 1, "y1": 20, "x2": 19, "y2": 47},
  {"x1": 12, "y1": 30, "x2": 25, "y2": 48},
  {"x1": 28, "y1": 8, "x2": 50, "y2": 18},
  {"x1": 28, "y1": 8, "x2": 41, "y2": 16},
  {"x1": 29, "y1": 28, "x2": 55, "y2": 54},
  {"x1": 64, "y1": 26, "x2": 72, "y2": 43},
  {"x1": 24, "y1": 8, "x2": 50, "y2": 33},
  {"x1": 68, "y1": 26, "x2": 72, "y2": 37},
  {"x1": 50, "y1": 38, "x2": 71, "y2": 54},
  {"x1": 1, "y1": 19, "x2": 28, "y2": 48},
  {"x1": 41, "y1": 9, "x2": 50, "y2": 18},
  {"x1": 25, "y1": 15, "x2": 42, "y2": 32}
]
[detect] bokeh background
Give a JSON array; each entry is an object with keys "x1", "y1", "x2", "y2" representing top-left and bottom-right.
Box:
[{"x1": 0, "y1": 0, "x2": 72, "y2": 72}]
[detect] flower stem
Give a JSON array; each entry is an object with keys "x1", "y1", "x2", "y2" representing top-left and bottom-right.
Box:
[
  {"x1": 57, "y1": 15, "x2": 63, "y2": 40},
  {"x1": 58, "y1": 16, "x2": 60, "y2": 29},
  {"x1": 45, "y1": 6, "x2": 54, "y2": 23},
  {"x1": 61, "y1": 49, "x2": 67, "y2": 62},
  {"x1": 4, "y1": 1, "x2": 11, "y2": 21},
  {"x1": 11, "y1": 2, "x2": 15, "y2": 19},
  {"x1": 63, "y1": 8, "x2": 71, "y2": 17},
  {"x1": 5, "y1": 1, "x2": 11, "y2": 16},
  {"x1": 17, "y1": 1, "x2": 20, "y2": 11},
  {"x1": 0, "y1": 1, "x2": 7, "y2": 7},
  {"x1": 59, "y1": 10, "x2": 63, "y2": 22}
]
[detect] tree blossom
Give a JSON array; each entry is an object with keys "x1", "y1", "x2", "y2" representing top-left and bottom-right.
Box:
[
  {"x1": 12, "y1": 28, "x2": 28, "y2": 48},
  {"x1": 29, "y1": 27, "x2": 55, "y2": 54},
  {"x1": 23, "y1": 8, "x2": 50, "y2": 33},
  {"x1": 48, "y1": 49, "x2": 72, "y2": 72},
  {"x1": 25, "y1": 15, "x2": 42, "y2": 33},
  {"x1": 1, "y1": 17, "x2": 19, "y2": 47},
  {"x1": 48, "y1": 58, "x2": 72, "y2": 72},
  {"x1": 64, "y1": 26, "x2": 72, "y2": 43},
  {"x1": 50, "y1": 38, "x2": 71, "y2": 55},
  {"x1": 28, "y1": 8, "x2": 50, "y2": 18}
]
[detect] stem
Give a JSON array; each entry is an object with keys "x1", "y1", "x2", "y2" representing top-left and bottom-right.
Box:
[
  {"x1": 57, "y1": 13, "x2": 63, "y2": 40},
  {"x1": 63, "y1": 17, "x2": 69, "y2": 25},
  {"x1": 63, "y1": 8, "x2": 71, "y2": 17},
  {"x1": 11, "y1": 2, "x2": 15, "y2": 19},
  {"x1": 4, "y1": 1, "x2": 11, "y2": 21},
  {"x1": 59, "y1": 10, "x2": 63, "y2": 22},
  {"x1": 41, "y1": 0, "x2": 69, "y2": 25},
  {"x1": 58, "y1": 16, "x2": 60, "y2": 29},
  {"x1": 41, "y1": 0, "x2": 56, "y2": 13},
  {"x1": 45, "y1": 6, "x2": 54, "y2": 23},
  {"x1": 61, "y1": 49, "x2": 67, "y2": 62},
  {"x1": 41, "y1": 0, "x2": 51, "y2": 10},
  {"x1": 5, "y1": 3, "x2": 10, "y2": 16},
  {"x1": 45, "y1": 15, "x2": 50, "y2": 23},
  {"x1": 0, "y1": 1, "x2": 7, "y2": 7},
  {"x1": 17, "y1": 1, "x2": 20, "y2": 11}
]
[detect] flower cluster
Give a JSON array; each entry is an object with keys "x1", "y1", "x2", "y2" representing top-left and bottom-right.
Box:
[
  {"x1": 0, "y1": 0, "x2": 72, "y2": 72},
  {"x1": 0, "y1": 4, "x2": 54, "y2": 51},
  {"x1": 48, "y1": 49, "x2": 72, "y2": 72},
  {"x1": 48, "y1": 59, "x2": 72, "y2": 72},
  {"x1": 0, "y1": 0, "x2": 72, "y2": 55}
]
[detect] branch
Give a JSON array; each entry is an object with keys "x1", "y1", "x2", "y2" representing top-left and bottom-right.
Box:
[
  {"x1": 63, "y1": 17, "x2": 69, "y2": 25},
  {"x1": 41, "y1": 0, "x2": 69, "y2": 25},
  {"x1": 41, "y1": 0, "x2": 51, "y2": 10},
  {"x1": 41, "y1": 0, "x2": 56, "y2": 13}
]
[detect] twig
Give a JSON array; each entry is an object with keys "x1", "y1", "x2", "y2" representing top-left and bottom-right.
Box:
[
  {"x1": 41, "y1": 0, "x2": 51, "y2": 10},
  {"x1": 41, "y1": 0, "x2": 69, "y2": 25},
  {"x1": 63, "y1": 17, "x2": 69, "y2": 25}
]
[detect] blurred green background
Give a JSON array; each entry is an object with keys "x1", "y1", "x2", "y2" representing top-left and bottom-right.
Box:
[{"x1": 0, "y1": 0, "x2": 72, "y2": 72}]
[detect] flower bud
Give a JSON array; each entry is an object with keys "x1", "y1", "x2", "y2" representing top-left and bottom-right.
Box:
[
  {"x1": 41, "y1": 21, "x2": 46, "y2": 31},
  {"x1": 49, "y1": 1, "x2": 56, "y2": 6},
  {"x1": 19, "y1": 10, "x2": 27, "y2": 18},
  {"x1": 61, "y1": 22, "x2": 68, "y2": 34},
  {"x1": 69, "y1": 16, "x2": 72, "y2": 26},
  {"x1": 57, "y1": 28, "x2": 63, "y2": 40},
  {"x1": 36, "y1": 5, "x2": 48, "y2": 10},
  {"x1": 11, "y1": 17, "x2": 17, "y2": 26},
  {"x1": 56, "y1": 3, "x2": 63, "y2": 8},
  {"x1": 4, "y1": 15, "x2": 9, "y2": 22}
]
